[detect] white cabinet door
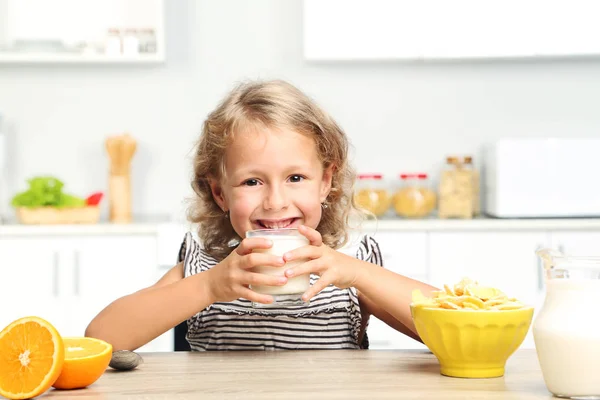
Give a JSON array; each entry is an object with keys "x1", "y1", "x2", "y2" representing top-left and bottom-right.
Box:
[
  {"x1": 69, "y1": 236, "x2": 157, "y2": 334},
  {"x1": 359, "y1": 232, "x2": 428, "y2": 349},
  {"x1": 69, "y1": 235, "x2": 172, "y2": 351},
  {"x1": 304, "y1": 0, "x2": 423, "y2": 60},
  {"x1": 304, "y1": 0, "x2": 600, "y2": 60},
  {"x1": 367, "y1": 317, "x2": 427, "y2": 350},
  {"x1": 371, "y1": 232, "x2": 428, "y2": 280},
  {"x1": 429, "y1": 231, "x2": 549, "y2": 302},
  {"x1": 550, "y1": 231, "x2": 600, "y2": 256},
  {"x1": 0, "y1": 237, "x2": 70, "y2": 334},
  {"x1": 429, "y1": 231, "x2": 550, "y2": 349}
]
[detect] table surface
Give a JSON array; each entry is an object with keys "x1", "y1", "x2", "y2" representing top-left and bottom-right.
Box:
[{"x1": 39, "y1": 349, "x2": 553, "y2": 399}]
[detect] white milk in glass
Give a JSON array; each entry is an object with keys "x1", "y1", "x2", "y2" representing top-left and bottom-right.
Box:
[
  {"x1": 246, "y1": 228, "x2": 310, "y2": 304},
  {"x1": 533, "y1": 258, "x2": 600, "y2": 399}
]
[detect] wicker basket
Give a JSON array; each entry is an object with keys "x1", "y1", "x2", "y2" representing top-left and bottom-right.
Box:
[{"x1": 15, "y1": 206, "x2": 101, "y2": 225}]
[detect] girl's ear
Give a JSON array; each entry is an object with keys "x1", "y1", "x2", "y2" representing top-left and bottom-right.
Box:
[
  {"x1": 209, "y1": 177, "x2": 228, "y2": 212},
  {"x1": 320, "y1": 165, "x2": 334, "y2": 203}
]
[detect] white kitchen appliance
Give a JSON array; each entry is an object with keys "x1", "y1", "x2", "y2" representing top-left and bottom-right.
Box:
[{"x1": 484, "y1": 138, "x2": 600, "y2": 218}]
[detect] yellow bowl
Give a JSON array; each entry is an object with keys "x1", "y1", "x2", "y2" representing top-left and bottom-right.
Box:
[{"x1": 411, "y1": 305, "x2": 534, "y2": 378}]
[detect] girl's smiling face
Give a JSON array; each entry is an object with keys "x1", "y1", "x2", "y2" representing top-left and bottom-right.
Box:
[{"x1": 209, "y1": 126, "x2": 333, "y2": 238}]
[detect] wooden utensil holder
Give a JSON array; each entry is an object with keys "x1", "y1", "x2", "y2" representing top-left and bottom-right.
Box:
[
  {"x1": 105, "y1": 133, "x2": 137, "y2": 224},
  {"x1": 109, "y1": 173, "x2": 132, "y2": 223}
]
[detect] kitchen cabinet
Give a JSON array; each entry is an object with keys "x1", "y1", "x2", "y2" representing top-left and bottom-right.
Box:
[
  {"x1": 365, "y1": 232, "x2": 429, "y2": 349},
  {"x1": 550, "y1": 231, "x2": 600, "y2": 256},
  {"x1": 303, "y1": 0, "x2": 600, "y2": 61},
  {"x1": 368, "y1": 317, "x2": 427, "y2": 350},
  {"x1": 428, "y1": 231, "x2": 551, "y2": 349},
  {"x1": 0, "y1": 0, "x2": 165, "y2": 64},
  {"x1": 428, "y1": 231, "x2": 549, "y2": 302},
  {"x1": 371, "y1": 232, "x2": 428, "y2": 280},
  {"x1": 69, "y1": 235, "x2": 173, "y2": 352},
  {"x1": 0, "y1": 237, "x2": 67, "y2": 333},
  {"x1": 68, "y1": 236, "x2": 157, "y2": 335},
  {"x1": 2, "y1": 219, "x2": 600, "y2": 352},
  {"x1": 0, "y1": 234, "x2": 173, "y2": 352},
  {"x1": 72, "y1": 235, "x2": 173, "y2": 352}
]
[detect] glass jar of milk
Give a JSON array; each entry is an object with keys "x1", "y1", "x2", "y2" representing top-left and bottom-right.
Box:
[
  {"x1": 246, "y1": 228, "x2": 310, "y2": 307},
  {"x1": 534, "y1": 249, "x2": 600, "y2": 399}
]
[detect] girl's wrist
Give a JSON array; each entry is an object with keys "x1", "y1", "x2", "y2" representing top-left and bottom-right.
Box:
[
  {"x1": 350, "y1": 257, "x2": 375, "y2": 292},
  {"x1": 192, "y1": 269, "x2": 217, "y2": 305}
]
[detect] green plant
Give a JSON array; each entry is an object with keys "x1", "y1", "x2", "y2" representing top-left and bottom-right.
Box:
[{"x1": 11, "y1": 177, "x2": 86, "y2": 208}]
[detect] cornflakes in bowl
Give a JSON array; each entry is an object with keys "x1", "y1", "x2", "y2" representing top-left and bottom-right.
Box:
[{"x1": 410, "y1": 278, "x2": 534, "y2": 378}]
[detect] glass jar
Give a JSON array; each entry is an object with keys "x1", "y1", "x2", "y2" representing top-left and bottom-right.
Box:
[
  {"x1": 138, "y1": 28, "x2": 157, "y2": 53},
  {"x1": 105, "y1": 28, "x2": 122, "y2": 55},
  {"x1": 392, "y1": 173, "x2": 436, "y2": 218},
  {"x1": 353, "y1": 173, "x2": 391, "y2": 217},
  {"x1": 438, "y1": 156, "x2": 478, "y2": 219},
  {"x1": 534, "y1": 249, "x2": 600, "y2": 399},
  {"x1": 122, "y1": 29, "x2": 139, "y2": 56}
]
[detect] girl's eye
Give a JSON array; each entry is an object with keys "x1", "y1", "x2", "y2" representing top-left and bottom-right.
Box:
[
  {"x1": 243, "y1": 179, "x2": 260, "y2": 187},
  {"x1": 289, "y1": 175, "x2": 305, "y2": 183}
]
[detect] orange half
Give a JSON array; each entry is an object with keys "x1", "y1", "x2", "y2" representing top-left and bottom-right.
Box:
[
  {"x1": 52, "y1": 337, "x2": 112, "y2": 390},
  {"x1": 0, "y1": 316, "x2": 65, "y2": 400}
]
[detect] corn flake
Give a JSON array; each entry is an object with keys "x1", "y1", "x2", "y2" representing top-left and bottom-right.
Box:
[{"x1": 411, "y1": 278, "x2": 525, "y2": 311}]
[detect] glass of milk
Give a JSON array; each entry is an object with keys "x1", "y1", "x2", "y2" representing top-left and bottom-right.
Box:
[
  {"x1": 534, "y1": 250, "x2": 600, "y2": 399},
  {"x1": 246, "y1": 228, "x2": 310, "y2": 307}
]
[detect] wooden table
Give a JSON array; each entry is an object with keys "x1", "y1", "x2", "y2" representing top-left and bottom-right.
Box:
[{"x1": 40, "y1": 349, "x2": 552, "y2": 399}]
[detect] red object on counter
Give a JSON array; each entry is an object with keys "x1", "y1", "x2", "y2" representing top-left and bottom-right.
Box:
[
  {"x1": 400, "y1": 173, "x2": 428, "y2": 180},
  {"x1": 357, "y1": 173, "x2": 383, "y2": 180},
  {"x1": 86, "y1": 192, "x2": 104, "y2": 206}
]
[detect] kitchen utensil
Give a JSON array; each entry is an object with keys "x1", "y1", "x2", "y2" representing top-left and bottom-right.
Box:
[{"x1": 105, "y1": 134, "x2": 137, "y2": 223}]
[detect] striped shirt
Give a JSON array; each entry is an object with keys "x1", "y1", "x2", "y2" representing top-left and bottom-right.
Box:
[{"x1": 178, "y1": 232, "x2": 384, "y2": 351}]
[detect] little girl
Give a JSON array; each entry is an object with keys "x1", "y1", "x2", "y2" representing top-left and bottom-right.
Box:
[{"x1": 86, "y1": 79, "x2": 437, "y2": 351}]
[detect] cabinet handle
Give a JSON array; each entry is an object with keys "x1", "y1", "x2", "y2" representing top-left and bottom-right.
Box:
[
  {"x1": 52, "y1": 252, "x2": 59, "y2": 297},
  {"x1": 74, "y1": 251, "x2": 80, "y2": 296}
]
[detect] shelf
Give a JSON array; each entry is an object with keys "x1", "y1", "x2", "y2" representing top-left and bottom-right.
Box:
[
  {"x1": 0, "y1": 0, "x2": 166, "y2": 65},
  {"x1": 3, "y1": 217, "x2": 600, "y2": 237},
  {"x1": 351, "y1": 217, "x2": 600, "y2": 232},
  {"x1": 0, "y1": 51, "x2": 165, "y2": 64}
]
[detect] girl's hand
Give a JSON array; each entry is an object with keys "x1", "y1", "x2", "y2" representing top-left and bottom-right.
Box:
[
  {"x1": 207, "y1": 237, "x2": 288, "y2": 304},
  {"x1": 283, "y1": 225, "x2": 361, "y2": 302}
]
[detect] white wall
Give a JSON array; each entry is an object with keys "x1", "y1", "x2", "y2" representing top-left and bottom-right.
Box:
[{"x1": 1, "y1": 0, "x2": 600, "y2": 222}]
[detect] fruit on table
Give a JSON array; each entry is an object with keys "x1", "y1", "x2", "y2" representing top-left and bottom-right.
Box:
[
  {"x1": 53, "y1": 337, "x2": 112, "y2": 390},
  {"x1": 0, "y1": 316, "x2": 113, "y2": 399},
  {"x1": 0, "y1": 316, "x2": 65, "y2": 400}
]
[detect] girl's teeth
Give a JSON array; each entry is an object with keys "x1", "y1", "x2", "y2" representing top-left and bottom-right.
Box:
[{"x1": 262, "y1": 219, "x2": 293, "y2": 229}]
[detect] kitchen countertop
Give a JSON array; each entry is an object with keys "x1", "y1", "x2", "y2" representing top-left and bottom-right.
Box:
[
  {"x1": 41, "y1": 349, "x2": 550, "y2": 399},
  {"x1": 2, "y1": 215, "x2": 600, "y2": 236},
  {"x1": 0, "y1": 215, "x2": 177, "y2": 236},
  {"x1": 354, "y1": 216, "x2": 600, "y2": 232}
]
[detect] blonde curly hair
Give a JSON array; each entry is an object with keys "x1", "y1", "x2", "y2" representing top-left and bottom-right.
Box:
[{"x1": 188, "y1": 79, "x2": 358, "y2": 260}]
